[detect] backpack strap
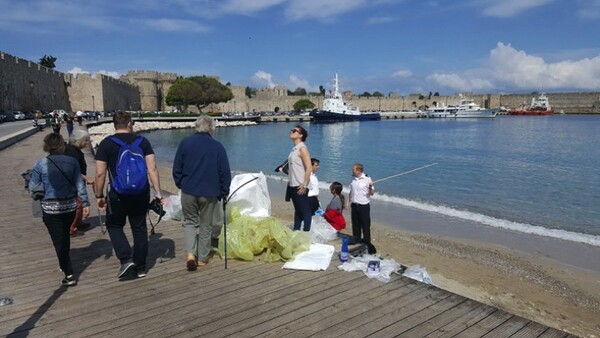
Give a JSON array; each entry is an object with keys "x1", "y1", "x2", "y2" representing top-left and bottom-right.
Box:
[{"x1": 109, "y1": 135, "x2": 144, "y2": 148}]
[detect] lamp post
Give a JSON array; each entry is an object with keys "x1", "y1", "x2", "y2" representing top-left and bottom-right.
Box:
[{"x1": 92, "y1": 95, "x2": 95, "y2": 112}]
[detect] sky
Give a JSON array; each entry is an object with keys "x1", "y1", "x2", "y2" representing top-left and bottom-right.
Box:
[{"x1": 1, "y1": 0, "x2": 600, "y2": 96}]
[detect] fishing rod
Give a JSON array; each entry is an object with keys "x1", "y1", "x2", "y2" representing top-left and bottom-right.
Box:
[{"x1": 372, "y1": 163, "x2": 438, "y2": 184}]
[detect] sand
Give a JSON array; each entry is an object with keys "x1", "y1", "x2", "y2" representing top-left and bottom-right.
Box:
[{"x1": 157, "y1": 165, "x2": 600, "y2": 338}]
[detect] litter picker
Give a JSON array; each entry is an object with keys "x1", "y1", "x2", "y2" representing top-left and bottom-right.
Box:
[{"x1": 372, "y1": 163, "x2": 438, "y2": 184}]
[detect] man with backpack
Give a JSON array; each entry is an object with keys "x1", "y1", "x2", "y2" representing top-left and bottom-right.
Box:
[{"x1": 94, "y1": 111, "x2": 163, "y2": 279}]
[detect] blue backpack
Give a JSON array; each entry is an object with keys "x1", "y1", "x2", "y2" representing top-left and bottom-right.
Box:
[{"x1": 109, "y1": 136, "x2": 148, "y2": 195}]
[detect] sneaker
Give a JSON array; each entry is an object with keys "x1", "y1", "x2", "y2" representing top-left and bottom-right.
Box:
[
  {"x1": 136, "y1": 271, "x2": 146, "y2": 278},
  {"x1": 117, "y1": 262, "x2": 135, "y2": 279},
  {"x1": 61, "y1": 275, "x2": 77, "y2": 287}
]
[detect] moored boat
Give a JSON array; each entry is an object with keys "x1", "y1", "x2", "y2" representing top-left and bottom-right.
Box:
[
  {"x1": 509, "y1": 93, "x2": 554, "y2": 115},
  {"x1": 426, "y1": 95, "x2": 497, "y2": 118},
  {"x1": 309, "y1": 73, "x2": 380, "y2": 122}
]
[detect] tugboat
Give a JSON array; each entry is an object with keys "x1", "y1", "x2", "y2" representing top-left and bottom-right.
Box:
[
  {"x1": 509, "y1": 93, "x2": 554, "y2": 115},
  {"x1": 309, "y1": 73, "x2": 380, "y2": 122}
]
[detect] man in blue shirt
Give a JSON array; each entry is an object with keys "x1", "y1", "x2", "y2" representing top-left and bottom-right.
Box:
[{"x1": 173, "y1": 116, "x2": 231, "y2": 271}]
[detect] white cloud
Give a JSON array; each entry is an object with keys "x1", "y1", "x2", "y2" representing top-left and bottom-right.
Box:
[
  {"x1": 97, "y1": 70, "x2": 121, "y2": 79},
  {"x1": 288, "y1": 75, "x2": 312, "y2": 91},
  {"x1": 67, "y1": 67, "x2": 90, "y2": 75},
  {"x1": 366, "y1": 16, "x2": 396, "y2": 25},
  {"x1": 220, "y1": 0, "x2": 288, "y2": 15},
  {"x1": 284, "y1": 0, "x2": 366, "y2": 21},
  {"x1": 252, "y1": 71, "x2": 278, "y2": 88},
  {"x1": 142, "y1": 18, "x2": 210, "y2": 33},
  {"x1": 427, "y1": 42, "x2": 600, "y2": 92},
  {"x1": 576, "y1": 0, "x2": 600, "y2": 19},
  {"x1": 393, "y1": 70, "x2": 412, "y2": 78},
  {"x1": 479, "y1": 0, "x2": 555, "y2": 18}
]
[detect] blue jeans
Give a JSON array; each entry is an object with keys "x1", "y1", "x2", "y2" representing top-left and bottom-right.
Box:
[
  {"x1": 288, "y1": 185, "x2": 312, "y2": 231},
  {"x1": 105, "y1": 189, "x2": 149, "y2": 272},
  {"x1": 43, "y1": 211, "x2": 76, "y2": 276}
]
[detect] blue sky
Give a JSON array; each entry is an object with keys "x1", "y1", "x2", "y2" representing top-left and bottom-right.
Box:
[{"x1": 1, "y1": 0, "x2": 600, "y2": 95}]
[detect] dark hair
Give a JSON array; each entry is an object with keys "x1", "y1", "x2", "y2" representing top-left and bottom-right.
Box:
[
  {"x1": 330, "y1": 181, "x2": 345, "y2": 206},
  {"x1": 113, "y1": 111, "x2": 132, "y2": 129},
  {"x1": 295, "y1": 125, "x2": 308, "y2": 142},
  {"x1": 311, "y1": 158, "x2": 320, "y2": 165},
  {"x1": 43, "y1": 133, "x2": 65, "y2": 154}
]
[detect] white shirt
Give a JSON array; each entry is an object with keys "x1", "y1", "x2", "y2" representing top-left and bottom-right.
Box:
[
  {"x1": 307, "y1": 173, "x2": 319, "y2": 197},
  {"x1": 349, "y1": 173, "x2": 372, "y2": 205}
]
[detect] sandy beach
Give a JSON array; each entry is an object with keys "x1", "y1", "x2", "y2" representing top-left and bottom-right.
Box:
[{"x1": 155, "y1": 165, "x2": 600, "y2": 337}]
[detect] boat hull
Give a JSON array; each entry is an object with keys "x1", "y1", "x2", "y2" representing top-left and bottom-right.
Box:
[
  {"x1": 509, "y1": 109, "x2": 554, "y2": 115},
  {"x1": 310, "y1": 110, "x2": 381, "y2": 123}
]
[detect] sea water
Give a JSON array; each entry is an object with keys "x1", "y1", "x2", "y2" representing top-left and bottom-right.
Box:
[{"x1": 145, "y1": 115, "x2": 600, "y2": 246}]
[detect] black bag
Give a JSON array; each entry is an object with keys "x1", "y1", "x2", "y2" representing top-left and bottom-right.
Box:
[{"x1": 274, "y1": 160, "x2": 289, "y2": 175}]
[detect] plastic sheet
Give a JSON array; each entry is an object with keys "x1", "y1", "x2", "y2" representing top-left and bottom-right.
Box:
[
  {"x1": 228, "y1": 172, "x2": 271, "y2": 217},
  {"x1": 338, "y1": 254, "x2": 401, "y2": 283},
  {"x1": 310, "y1": 216, "x2": 338, "y2": 243},
  {"x1": 402, "y1": 264, "x2": 433, "y2": 284},
  {"x1": 162, "y1": 191, "x2": 182, "y2": 221}
]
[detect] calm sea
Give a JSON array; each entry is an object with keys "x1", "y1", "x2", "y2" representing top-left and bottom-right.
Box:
[{"x1": 145, "y1": 115, "x2": 600, "y2": 246}]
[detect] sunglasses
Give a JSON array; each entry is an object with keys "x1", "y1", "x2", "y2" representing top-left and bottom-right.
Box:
[{"x1": 290, "y1": 129, "x2": 300, "y2": 134}]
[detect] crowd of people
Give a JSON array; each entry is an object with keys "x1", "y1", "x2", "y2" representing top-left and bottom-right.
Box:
[{"x1": 28, "y1": 115, "x2": 376, "y2": 287}]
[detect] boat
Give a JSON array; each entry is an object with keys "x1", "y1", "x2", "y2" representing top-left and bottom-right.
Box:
[
  {"x1": 509, "y1": 93, "x2": 554, "y2": 115},
  {"x1": 309, "y1": 73, "x2": 380, "y2": 122},
  {"x1": 426, "y1": 95, "x2": 497, "y2": 118}
]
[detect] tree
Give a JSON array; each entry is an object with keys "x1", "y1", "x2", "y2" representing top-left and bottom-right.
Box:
[
  {"x1": 373, "y1": 91, "x2": 384, "y2": 97},
  {"x1": 418, "y1": 94, "x2": 425, "y2": 100},
  {"x1": 360, "y1": 92, "x2": 372, "y2": 97},
  {"x1": 39, "y1": 55, "x2": 57, "y2": 69},
  {"x1": 245, "y1": 86, "x2": 257, "y2": 98},
  {"x1": 188, "y1": 76, "x2": 233, "y2": 112},
  {"x1": 291, "y1": 87, "x2": 307, "y2": 96},
  {"x1": 319, "y1": 85, "x2": 326, "y2": 96},
  {"x1": 293, "y1": 99, "x2": 315, "y2": 112},
  {"x1": 433, "y1": 92, "x2": 440, "y2": 97},
  {"x1": 165, "y1": 78, "x2": 202, "y2": 112}
]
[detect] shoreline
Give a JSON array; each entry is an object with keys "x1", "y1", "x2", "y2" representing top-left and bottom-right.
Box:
[{"x1": 156, "y1": 166, "x2": 600, "y2": 337}]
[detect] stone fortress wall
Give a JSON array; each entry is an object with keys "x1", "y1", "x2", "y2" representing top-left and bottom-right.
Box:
[{"x1": 1, "y1": 50, "x2": 599, "y2": 114}]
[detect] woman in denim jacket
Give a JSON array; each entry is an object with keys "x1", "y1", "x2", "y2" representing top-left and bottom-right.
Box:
[{"x1": 29, "y1": 133, "x2": 90, "y2": 286}]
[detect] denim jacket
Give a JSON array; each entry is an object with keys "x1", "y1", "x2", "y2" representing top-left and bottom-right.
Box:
[{"x1": 28, "y1": 155, "x2": 90, "y2": 207}]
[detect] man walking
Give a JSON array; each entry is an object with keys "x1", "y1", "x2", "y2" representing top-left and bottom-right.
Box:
[
  {"x1": 173, "y1": 116, "x2": 231, "y2": 271},
  {"x1": 95, "y1": 111, "x2": 163, "y2": 279}
]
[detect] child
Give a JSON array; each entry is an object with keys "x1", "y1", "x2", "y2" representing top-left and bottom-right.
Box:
[{"x1": 324, "y1": 182, "x2": 346, "y2": 231}]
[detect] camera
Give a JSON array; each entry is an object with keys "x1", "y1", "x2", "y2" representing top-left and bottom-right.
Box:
[{"x1": 149, "y1": 198, "x2": 166, "y2": 217}]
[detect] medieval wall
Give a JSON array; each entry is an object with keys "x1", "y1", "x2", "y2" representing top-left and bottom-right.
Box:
[
  {"x1": 121, "y1": 70, "x2": 178, "y2": 111},
  {"x1": 67, "y1": 73, "x2": 140, "y2": 112},
  {"x1": 0, "y1": 52, "x2": 70, "y2": 112}
]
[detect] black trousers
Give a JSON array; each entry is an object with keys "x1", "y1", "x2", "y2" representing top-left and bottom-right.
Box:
[
  {"x1": 351, "y1": 202, "x2": 371, "y2": 244},
  {"x1": 43, "y1": 211, "x2": 76, "y2": 276}
]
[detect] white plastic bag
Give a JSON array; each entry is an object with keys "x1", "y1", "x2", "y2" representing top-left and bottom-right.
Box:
[
  {"x1": 310, "y1": 216, "x2": 338, "y2": 243},
  {"x1": 163, "y1": 191, "x2": 182, "y2": 221},
  {"x1": 338, "y1": 254, "x2": 401, "y2": 283},
  {"x1": 402, "y1": 264, "x2": 433, "y2": 284},
  {"x1": 228, "y1": 172, "x2": 271, "y2": 217}
]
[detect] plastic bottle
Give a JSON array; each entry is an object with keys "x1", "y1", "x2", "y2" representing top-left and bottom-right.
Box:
[{"x1": 340, "y1": 235, "x2": 349, "y2": 262}]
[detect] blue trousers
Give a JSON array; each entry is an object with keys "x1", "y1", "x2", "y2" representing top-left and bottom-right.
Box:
[{"x1": 288, "y1": 185, "x2": 312, "y2": 231}]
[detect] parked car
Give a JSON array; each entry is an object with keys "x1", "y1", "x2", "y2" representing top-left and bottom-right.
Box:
[
  {"x1": 0, "y1": 111, "x2": 15, "y2": 122},
  {"x1": 13, "y1": 111, "x2": 26, "y2": 120}
]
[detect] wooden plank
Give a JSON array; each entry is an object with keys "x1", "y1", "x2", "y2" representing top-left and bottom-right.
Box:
[
  {"x1": 509, "y1": 321, "x2": 555, "y2": 338},
  {"x1": 424, "y1": 305, "x2": 498, "y2": 337},
  {"x1": 480, "y1": 315, "x2": 530, "y2": 337},
  {"x1": 450, "y1": 310, "x2": 514, "y2": 338}
]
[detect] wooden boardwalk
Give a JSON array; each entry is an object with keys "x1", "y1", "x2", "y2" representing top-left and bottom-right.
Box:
[{"x1": 0, "y1": 127, "x2": 576, "y2": 337}]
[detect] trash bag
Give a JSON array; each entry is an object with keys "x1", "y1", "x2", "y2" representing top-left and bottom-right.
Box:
[
  {"x1": 228, "y1": 172, "x2": 271, "y2": 218},
  {"x1": 216, "y1": 207, "x2": 311, "y2": 262},
  {"x1": 402, "y1": 264, "x2": 433, "y2": 284},
  {"x1": 162, "y1": 191, "x2": 182, "y2": 221},
  {"x1": 310, "y1": 216, "x2": 338, "y2": 243}
]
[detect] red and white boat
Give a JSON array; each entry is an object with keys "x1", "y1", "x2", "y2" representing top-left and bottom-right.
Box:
[{"x1": 509, "y1": 93, "x2": 554, "y2": 115}]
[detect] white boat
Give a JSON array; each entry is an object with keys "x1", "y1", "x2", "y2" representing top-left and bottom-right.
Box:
[
  {"x1": 309, "y1": 73, "x2": 380, "y2": 122},
  {"x1": 427, "y1": 95, "x2": 497, "y2": 118}
]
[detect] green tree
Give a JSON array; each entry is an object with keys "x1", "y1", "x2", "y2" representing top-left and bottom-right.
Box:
[
  {"x1": 373, "y1": 91, "x2": 384, "y2": 97},
  {"x1": 292, "y1": 87, "x2": 307, "y2": 96},
  {"x1": 293, "y1": 99, "x2": 315, "y2": 112},
  {"x1": 165, "y1": 78, "x2": 202, "y2": 112},
  {"x1": 188, "y1": 76, "x2": 233, "y2": 112},
  {"x1": 418, "y1": 94, "x2": 425, "y2": 100},
  {"x1": 360, "y1": 92, "x2": 372, "y2": 97},
  {"x1": 39, "y1": 55, "x2": 57, "y2": 69},
  {"x1": 319, "y1": 85, "x2": 326, "y2": 96},
  {"x1": 433, "y1": 92, "x2": 440, "y2": 97},
  {"x1": 245, "y1": 86, "x2": 257, "y2": 98}
]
